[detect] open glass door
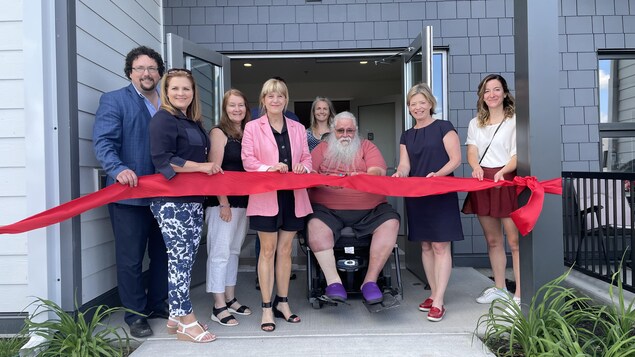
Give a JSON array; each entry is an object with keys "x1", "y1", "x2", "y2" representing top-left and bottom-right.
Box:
[
  {"x1": 165, "y1": 33, "x2": 230, "y2": 284},
  {"x1": 402, "y1": 26, "x2": 434, "y2": 283},
  {"x1": 166, "y1": 33, "x2": 230, "y2": 132}
]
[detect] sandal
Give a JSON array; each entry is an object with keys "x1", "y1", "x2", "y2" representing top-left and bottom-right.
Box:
[
  {"x1": 226, "y1": 298, "x2": 252, "y2": 316},
  {"x1": 166, "y1": 316, "x2": 179, "y2": 335},
  {"x1": 167, "y1": 316, "x2": 209, "y2": 335},
  {"x1": 176, "y1": 321, "x2": 216, "y2": 343},
  {"x1": 260, "y1": 302, "x2": 276, "y2": 332},
  {"x1": 211, "y1": 306, "x2": 238, "y2": 327},
  {"x1": 272, "y1": 296, "x2": 300, "y2": 323}
]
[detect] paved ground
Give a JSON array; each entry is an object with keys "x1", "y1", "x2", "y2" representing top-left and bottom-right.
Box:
[{"x1": 121, "y1": 267, "x2": 495, "y2": 357}]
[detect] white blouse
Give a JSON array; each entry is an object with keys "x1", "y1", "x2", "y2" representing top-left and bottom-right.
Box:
[{"x1": 465, "y1": 114, "x2": 516, "y2": 168}]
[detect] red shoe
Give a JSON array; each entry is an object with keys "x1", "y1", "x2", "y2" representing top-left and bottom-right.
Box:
[
  {"x1": 418, "y1": 298, "x2": 433, "y2": 312},
  {"x1": 427, "y1": 306, "x2": 446, "y2": 322}
]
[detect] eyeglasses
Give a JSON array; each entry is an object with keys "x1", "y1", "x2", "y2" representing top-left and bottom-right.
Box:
[
  {"x1": 335, "y1": 128, "x2": 356, "y2": 135},
  {"x1": 167, "y1": 68, "x2": 192, "y2": 75},
  {"x1": 131, "y1": 66, "x2": 159, "y2": 74}
]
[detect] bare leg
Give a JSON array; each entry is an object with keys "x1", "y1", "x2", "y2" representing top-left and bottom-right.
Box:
[
  {"x1": 274, "y1": 230, "x2": 299, "y2": 321},
  {"x1": 421, "y1": 241, "x2": 436, "y2": 293},
  {"x1": 307, "y1": 218, "x2": 340, "y2": 284},
  {"x1": 478, "y1": 215, "x2": 507, "y2": 289},
  {"x1": 429, "y1": 241, "x2": 452, "y2": 308},
  {"x1": 502, "y1": 217, "x2": 520, "y2": 299},
  {"x1": 257, "y1": 231, "x2": 278, "y2": 330},
  {"x1": 363, "y1": 219, "x2": 399, "y2": 284}
]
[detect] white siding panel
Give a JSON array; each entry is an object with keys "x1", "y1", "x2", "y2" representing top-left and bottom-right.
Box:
[
  {"x1": 78, "y1": 138, "x2": 100, "y2": 168},
  {"x1": 0, "y1": 168, "x2": 25, "y2": 196},
  {"x1": 132, "y1": 0, "x2": 162, "y2": 23},
  {"x1": 0, "y1": 22, "x2": 22, "y2": 51},
  {"x1": 0, "y1": 80, "x2": 24, "y2": 108},
  {"x1": 0, "y1": 197, "x2": 26, "y2": 225},
  {"x1": 0, "y1": 138, "x2": 25, "y2": 167},
  {"x1": 0, "y1": 285, "x2": 30, "y2": 312},
  {"x1": 76, "y1": 2, "x2": 139, "y2": 56},
  {"x1": 0, "y1": 109, "x2": 24, "y2": 137},
  {"x1": 0, "y1": 256, "x2": 28, "y2": 284},
  {"x1": 0, "y1": 0, "x2": 22, "y2": 21},
  {"x1": 0, "y1": 50, "x2": 24, "y2": 79},
  {"x1": 78, "y1": 164, "x2": 101, "y2": 194},
  {"x1": 0, "y1": 236, "x2": 27, "y2": 255}
]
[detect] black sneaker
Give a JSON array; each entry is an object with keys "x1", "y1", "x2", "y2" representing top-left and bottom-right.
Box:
[{"x1": 128, "y1": 318, "x2": 153, "y2": 338}]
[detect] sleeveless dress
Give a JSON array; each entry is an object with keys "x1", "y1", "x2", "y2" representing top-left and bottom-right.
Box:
[{"x1": 400, "y1": 120, "x2": 464, "y2": 242}]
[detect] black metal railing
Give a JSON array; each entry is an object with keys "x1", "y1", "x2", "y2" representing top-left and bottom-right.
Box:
[{"x1": 562, "y1": 171, "x2": 635, "y2": 292}]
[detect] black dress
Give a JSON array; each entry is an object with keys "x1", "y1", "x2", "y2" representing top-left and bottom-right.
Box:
[{"x1": 400, "y1": 120, "x2": 464, "y2": 242}]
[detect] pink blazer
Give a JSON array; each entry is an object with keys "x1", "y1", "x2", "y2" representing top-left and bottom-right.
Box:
[{"x1": 241, "y1": 115, "x2": 313, "y2": 217}]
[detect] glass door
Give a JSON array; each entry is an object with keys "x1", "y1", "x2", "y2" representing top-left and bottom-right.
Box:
[
  {"x1": 166, "y1": 33, "x2": 230, "y2": 132},
  {"x1": 402, "y1": 26, "x2": 434, "y2": 283},
  {"x1": 166, "y1": 33, "x2": 230, "y2": 284}
]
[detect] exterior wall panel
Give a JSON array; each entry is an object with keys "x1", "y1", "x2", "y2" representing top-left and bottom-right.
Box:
[{"x1": 76, "y1": 0, "x2": 162, "y2": 303}]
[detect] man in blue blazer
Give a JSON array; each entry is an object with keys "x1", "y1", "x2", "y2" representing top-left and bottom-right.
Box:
[{"x1": 93, "y1": 46, "x2": 168, "y2": 338}]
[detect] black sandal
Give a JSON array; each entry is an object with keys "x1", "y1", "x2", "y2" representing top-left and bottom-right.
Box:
[
  {"x1": 261, "y1": 302, "x2": 276, "y2": 332},
  {"x1": 272, "y1": 296, "x2": 301, "y2": 323},
  {"x1": 226, "y1": 298, "x2": 252, "y2": 316},
  {"x1": 211, "y1": 306, "x2": 238, "y2": 327}
]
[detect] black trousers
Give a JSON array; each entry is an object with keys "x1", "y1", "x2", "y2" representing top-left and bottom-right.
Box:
[{"x1": 108, "y1": 203, "x2": 168, "y2": 324}]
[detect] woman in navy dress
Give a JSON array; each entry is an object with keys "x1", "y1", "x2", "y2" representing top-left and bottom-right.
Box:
[{"x1": 393, "y1": 83, "x2": 464, "y2": 322}]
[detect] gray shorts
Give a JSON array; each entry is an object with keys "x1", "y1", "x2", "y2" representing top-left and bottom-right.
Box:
[{"x1": 308, "y1": 203, "x2": 400, "y2": 242}]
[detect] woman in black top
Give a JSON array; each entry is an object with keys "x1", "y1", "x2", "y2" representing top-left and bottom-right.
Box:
[
  {"x1": 205, "y1": 89, "x2": 252, "y2": 327},
  {"x1": 149, "y1": 68, "x2": 220, "y2": 343}
]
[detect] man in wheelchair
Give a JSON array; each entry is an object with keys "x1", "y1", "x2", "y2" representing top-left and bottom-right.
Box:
[{"x1": 307, "y1": 111, "x2": 400, "y2": 305}]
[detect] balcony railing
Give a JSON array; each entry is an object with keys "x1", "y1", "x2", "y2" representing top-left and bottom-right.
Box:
[{"x1": 562, "y1": 171, "x2": 634, "y2": 292}]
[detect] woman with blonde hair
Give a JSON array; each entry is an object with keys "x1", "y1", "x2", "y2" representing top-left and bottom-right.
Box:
[
  {"x1": 393, "y1": 83, "x2": 464, "y2": 322},
  {"x1": 241, "y1": 78, "x2": 312, "y2": 332},
  {"x1": 307, "y1": 96, "x2": 336, "y2": 151}
]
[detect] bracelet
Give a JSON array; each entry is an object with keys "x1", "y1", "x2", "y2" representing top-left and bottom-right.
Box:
[{"x1": 219, "y1": 204, "x2": 229, "y2": 208}]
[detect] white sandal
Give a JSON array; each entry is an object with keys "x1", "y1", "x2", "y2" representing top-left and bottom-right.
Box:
[
  {"x1": 176, "y1": 321, "x2": 216, "y2": 343},
  {"x1": 168, "y1": 316, "x2": 209, "y2": 335}
]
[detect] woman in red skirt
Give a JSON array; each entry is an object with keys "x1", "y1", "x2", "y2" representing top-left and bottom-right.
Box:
[{"x1": 462, "y1": 74, "x2": 520, "y2": 306}]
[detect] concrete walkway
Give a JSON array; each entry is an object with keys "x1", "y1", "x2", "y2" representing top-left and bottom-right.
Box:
[{"x1": 123, "y1": 267, "x2": 495, "y2": 357}]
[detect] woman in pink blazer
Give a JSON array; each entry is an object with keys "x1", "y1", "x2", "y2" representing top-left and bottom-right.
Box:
[{"x1": 241, "y1": 78, "x2": 312, "y2": 332}]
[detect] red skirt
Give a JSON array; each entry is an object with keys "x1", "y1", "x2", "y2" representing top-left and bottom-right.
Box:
[{"x1": 461, "y1": 167, "x2": 518, "y2": 218}]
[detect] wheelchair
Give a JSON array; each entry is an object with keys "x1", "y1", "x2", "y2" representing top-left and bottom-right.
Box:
[{"x1": 300, "y1": 226, "x2": 403, "y2": 310}]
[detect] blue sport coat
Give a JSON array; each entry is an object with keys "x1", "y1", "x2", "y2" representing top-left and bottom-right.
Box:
[{"x1": 93, "y1": 84, "x2": 156, "y2": 206}]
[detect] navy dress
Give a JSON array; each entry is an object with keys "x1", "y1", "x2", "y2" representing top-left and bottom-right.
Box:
[{"x1": 400, "y1": 120, "x2": 464, "y2": 242}]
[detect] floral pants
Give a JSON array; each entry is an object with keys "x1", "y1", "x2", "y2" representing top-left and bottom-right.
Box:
[{"x1": 150, "y1": 201, "x2": 203, "y2": 317}]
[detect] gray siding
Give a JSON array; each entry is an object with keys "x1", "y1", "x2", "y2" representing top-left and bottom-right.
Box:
[
  {"x1": 163, "y1": 0, "x2": 635, "y2": 263},
  {"x1": 76, "y1": 0, "x2": 162, "y2": 304}
]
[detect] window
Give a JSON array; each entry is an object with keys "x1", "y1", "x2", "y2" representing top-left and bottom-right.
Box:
[{"x1": 598, "y1": 51, "x2": 635, "y2": 172}]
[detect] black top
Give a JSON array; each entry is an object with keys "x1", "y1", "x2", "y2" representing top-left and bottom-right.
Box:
[
  {"x1": 272, "y1": 121, "x2": 292, "y2": 165},
  {"x1": 205, "y1": 127, "x2": 248, "y2": 208},
  {"x1": 149, "y1": 108, "x2": 210, "y2": 203}
]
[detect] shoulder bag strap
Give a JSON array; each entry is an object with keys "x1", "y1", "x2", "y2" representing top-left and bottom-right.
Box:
[{"x1": 478, "y1": 119, "x2": 505, "y2": 165}]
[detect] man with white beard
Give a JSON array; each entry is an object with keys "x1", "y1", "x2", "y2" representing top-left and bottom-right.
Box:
[{"x1": 307, "y1": 111, "x2": 400, "y2": 304}]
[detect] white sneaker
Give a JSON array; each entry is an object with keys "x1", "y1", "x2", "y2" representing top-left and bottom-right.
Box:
[{"x1": 476, "y1": 287, "x2": 510, "y2": 304}]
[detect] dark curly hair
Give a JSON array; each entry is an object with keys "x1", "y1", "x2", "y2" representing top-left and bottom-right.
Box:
[{"x1": 124, "y1": 46, "x2": 165, "y2": 80}]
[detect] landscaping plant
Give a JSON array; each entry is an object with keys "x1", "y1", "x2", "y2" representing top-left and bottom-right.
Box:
[{"x1": 21, "y1": 297, "x2": 132, "y2": 357}]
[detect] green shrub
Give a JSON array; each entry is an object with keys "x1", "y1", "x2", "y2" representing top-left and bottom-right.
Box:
[
  {"x1": 0, "y1": 335, "x2": 27, "y2": 357},
  {"x1": 21, "y1": 297, "x2": 132, "y2": 357},
  {"x1": 476, "y1": 266, "x2": 635, "y2": 357}
]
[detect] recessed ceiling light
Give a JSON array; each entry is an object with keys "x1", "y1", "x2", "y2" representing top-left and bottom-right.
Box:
[
  {"x1": 244, "y1": 63, "x2": 252, "y2": 67},
  {"x1": 359, "y1": 61, "x2": 368, "y2": 64}
]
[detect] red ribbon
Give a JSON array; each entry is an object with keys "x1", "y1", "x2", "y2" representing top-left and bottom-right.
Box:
[{"x1": 0, "y1": 172, "x2": 561, "y2": 235}]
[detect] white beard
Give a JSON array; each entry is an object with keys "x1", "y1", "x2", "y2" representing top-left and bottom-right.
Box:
[{"x1": 324, "y1": 133, "x2": 361, "y2": 174}]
